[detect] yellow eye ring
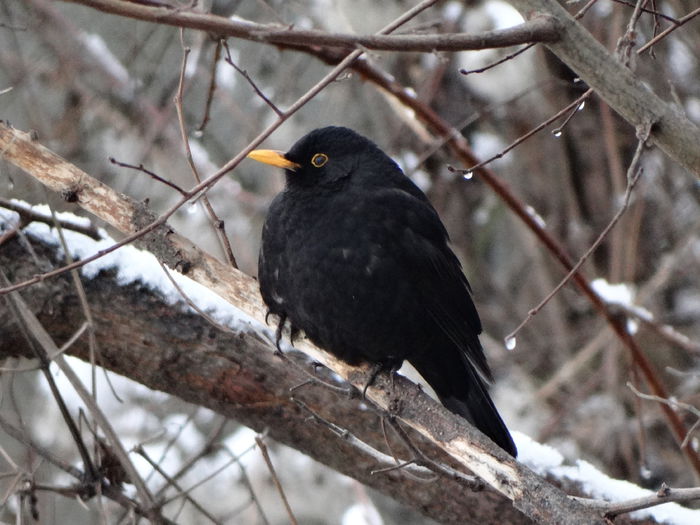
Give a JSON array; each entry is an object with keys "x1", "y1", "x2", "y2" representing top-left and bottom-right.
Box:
[{"x1": 311, "y1": 153, "x2": 328, "y2": 167}]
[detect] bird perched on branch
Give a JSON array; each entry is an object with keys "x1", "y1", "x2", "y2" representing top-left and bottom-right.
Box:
[{"x1": 248, "y1": 126, "x2": 516, "y2": 456}]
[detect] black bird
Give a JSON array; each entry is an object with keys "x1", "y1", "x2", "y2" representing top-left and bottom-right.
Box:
[{"x1": 248, "y1": 126, "x2": 516, "y2": 456}]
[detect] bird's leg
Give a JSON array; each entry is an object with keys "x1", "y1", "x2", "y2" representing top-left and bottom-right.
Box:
[
  {"x1": 388, "y1": 362, "x2": 401, "y2": 391},
  {"x1": 289, "y1": 325, "x2": 300, "y2": 345},
  {"x1": 362, "y1": 362, "x2": 384, "y2": 400}
]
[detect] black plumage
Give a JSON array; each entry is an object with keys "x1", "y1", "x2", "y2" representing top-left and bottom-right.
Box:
[{"x1": 248, "y1": 126, "x2": 516, "y2": 456}]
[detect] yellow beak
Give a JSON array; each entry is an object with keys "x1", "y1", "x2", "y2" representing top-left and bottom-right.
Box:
[{"x1": 247, "y1": 149, "x2": 300, "y2": 170}]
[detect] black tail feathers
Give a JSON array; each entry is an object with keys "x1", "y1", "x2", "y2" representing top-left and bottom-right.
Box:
[
  {"x1": 410, "y1": 352, "x2": 517, "y2": 457},
  {"x1": 441, "y1": 387, "x2": 517, "y2": 457}
]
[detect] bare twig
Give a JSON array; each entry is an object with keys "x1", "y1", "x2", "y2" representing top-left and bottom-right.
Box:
[
  {"x1": 610, "y1": 0, "x2": 679, "y2": 23},
  {"x1": 447, "y1": 88, "x2": 592, "y2": 177},
  {"x1": 0, "y1": 322, "x2": 88, "y2": 373},
  {"x1": 135, "y1": 445, "x2": 221, "y2": 524},
  {"x1": 0, "y1": 198, "x2": 101, "y2": 240},
  {"x1": 637, "y1": 6, "x2": 700, "y2": 54},
  {"x1": 109, "y1": 157, "x2": 187, "y2": 195},
  {"x1": 222, "y1": 40, "x2": 282, "y2": 116},
  {"x1": 627, "y1": 382, "x2": 700, "y2": 449},
  {"x1": 255, "y1": 436, "x2": 299, "y2": 525},
  {"x1": 196, "y1": 38, "x2": 222, "y2": 132},
  {"x1": 459, "y1": 43, "x2": 534, "y2": 76},
  {"x1": 605, "y1": 484, "x2": 700, "y2": 518},
  {"x1": 574, "y1": 483, "x2": 700, "y2": 518},
  {"x1": 506, "y1": 122, "x2": 650, "y2": 342},
  {"x1": 153, "y1": 417, "x2": 229, "y2": 494},
  {"x1": 385, "y1": 418, "x2": 483, "y2": 490},
  {"x1": 292, "y1": 398, "x2": 435, "y2": 480},
  {"x1": 610, "y1": 302, "x2": 700, "y2": 355},
  {"x1": 175, "y1": 33, "x2": 238, "y2": 269}
]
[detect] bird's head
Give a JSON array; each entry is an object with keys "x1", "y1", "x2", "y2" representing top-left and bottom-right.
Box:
[{"x1": 247, "y1": 126, "x2": 397, "y2": 188}]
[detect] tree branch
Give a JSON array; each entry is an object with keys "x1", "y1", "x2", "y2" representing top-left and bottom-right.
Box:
[
  {"x1": 507, "y1": 0, "x2": 700, "y2": 176},
  {"x1": 0, "y1": 123, "x2": 606, "y2": 524},
  {"x1": 60, "y1": 0, "x2": 560, "y2": 52},
  {"x1": 2, "y1": 214, "x2": 693, "y2": 524}
]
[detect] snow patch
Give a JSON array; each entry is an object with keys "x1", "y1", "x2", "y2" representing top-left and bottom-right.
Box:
[
  {"x1": 515, "y1": 432, "x2": 700, "y2": 524},
  {"x1": 341, "y1": 502, "x2": 384, "y2": 525},
  {"x1": 591, "y1": 278, "x2": 635, "y2": 307},
  {"x1": 2, "y1": 201, "x2": 261, "y2": 333}
]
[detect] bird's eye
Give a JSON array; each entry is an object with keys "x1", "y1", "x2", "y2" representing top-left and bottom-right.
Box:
[{"x1": 311, "y1": 153, "x2": 328, "y2": 167}]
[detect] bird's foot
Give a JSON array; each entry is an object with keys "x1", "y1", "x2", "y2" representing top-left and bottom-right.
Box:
[
  {"x1": 362, "y1": 362, "x2": 382, "y2": 400},
  {"x1": 362, "y1": 361, "x2": 400, "y2": 400},
  {"x1": 273, "y1": 314, "x2": 286, "y2": 354}
]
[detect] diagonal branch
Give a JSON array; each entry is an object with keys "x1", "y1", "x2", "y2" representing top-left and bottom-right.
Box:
[{"x1": 0, "y1": 125, "x2": 604, "y2": 524}]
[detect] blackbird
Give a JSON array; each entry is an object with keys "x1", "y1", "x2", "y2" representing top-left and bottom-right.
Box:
[{"x1": 248, "y1": 126, "x2": 516, "y2": 456}]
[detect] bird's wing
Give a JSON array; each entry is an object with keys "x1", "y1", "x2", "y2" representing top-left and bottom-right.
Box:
[
  {"x1": 258, "y1": 193, "x2": 289, "y2": 315},
  {"x1": 368, "y1": 187, "x2": 493, "y2": 382}
]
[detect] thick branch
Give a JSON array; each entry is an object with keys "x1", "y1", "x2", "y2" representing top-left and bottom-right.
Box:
[
  {"x1": 0, "y1": 124, "x2": 606, "y2": 524},
  {"x1": 508, "y1": 0, "x2": 700, "y2": 176},
  {"x1": 60, "y1": 0, "x2": 559, "y2": 52},
  {"x1": 0, "y1": 226, "x2": 679, "y2": 525}
]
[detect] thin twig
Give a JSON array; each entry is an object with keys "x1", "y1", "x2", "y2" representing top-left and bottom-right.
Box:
[
  {"x1": 222, "y1": 40, "x2": 282, "y2": 116},
  {"x1": 255, "y1": 436, "x2": 299, "y2": 525},
  {"x1": 0, "y1": 414, "x2": 84, "y2": 480},
  {"x1": 0, "y1": 322, "x2": 88, "y2": 373},
  {"x1": 175, "y1": 34, "x2": 238, "y2": 269},
  {"x1": 153, "y1": 417, "x2": 228, "y2": 493},
  {"x1": 156, "y1": 260, "x2": 235, "y2": 333},
  {"x1": 385, "y1": 418, "x2": 483, "y2": 490},
  {"x1": 0, "y1": 198, "x2": 101, "y2": 240},
  {"x1": 135, "y1": 445, "x2": 221, "y2": 524},
  {"x1": 196, "y1": 38, "x2": 222, "y2": 132},
  {"x1": 159, "y1": 442, "x2": 257, "y2": 507},
  {"x1": 610, "y1": 0, "x2": 679, "y2": 23},
  {"x1": 224, "y1": 445, "x2": 271, "y2": 525},
  {"x1": 109, "y1": 158, "x2": 187, "y2": 195},
  {"x1": 506, "y1": 122, "x2": 651, "y2": 343},
  {"x1": 637, "y1": 6, "x2": 700, "y2": 54},
  {"x1": 573, "y1": 484, "x2": 700, "y2": 518},
  {"x1": 627, "y1": 382, "x2": 700, "y2": 449},
  {"x1": 447, "y1": 88, "x2": 592, "y2": 177},
  {"x1": 609, "y1": 301, "x2": 700, "y2": 355},
  {"x1": 459, "y1": 43, "x2": 534, "y2": 76},
  {"x1": 292, "y1": 398, "x2": 435, "y2": 480},
  {"x1": 44, "y1": 196, "x2": 101, "y2": 399}
]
